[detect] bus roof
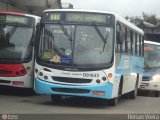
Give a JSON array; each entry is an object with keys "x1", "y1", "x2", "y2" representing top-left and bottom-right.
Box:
[
  {"x1": 115, "y1": 14, "x2": 144, "y2": 35},
  {"x1": 43, "y1": 9, "x2": 144, "y2": 35},
  {"x1": 144, "y1": 40, "x2": 160, "y2": 45}
]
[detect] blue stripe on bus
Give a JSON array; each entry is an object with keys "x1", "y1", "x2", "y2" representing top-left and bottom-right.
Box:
[
  {"x1": 35, "y1": 78, "x2": 113, "y2": 99},
  {"x1": 116, "y1": 55, "x2": 144, "y2": 76}
]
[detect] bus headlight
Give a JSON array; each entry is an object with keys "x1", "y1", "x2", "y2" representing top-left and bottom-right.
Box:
[
  {"x1": 96, "y1": 79, "x2": 101, "y2": 84},
  {"x1": 102, "y1": 77, "x2": 107, "y2": 81},
  {"x1": 95, "y1": 76, "x2": 109, "y2": 84},
  {"x1": 152, "y1": 74, "x2": 160, "y2": 82}
]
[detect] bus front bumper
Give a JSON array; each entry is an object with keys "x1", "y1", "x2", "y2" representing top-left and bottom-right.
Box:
[{"x1": 35, "y1": 78, "x2": 113, "y2": 99}]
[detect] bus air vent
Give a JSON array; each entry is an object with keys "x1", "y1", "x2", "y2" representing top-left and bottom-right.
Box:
[
  {"x1": 51, "y1": 76, "x2": 92, "y2": 84},
  {"x1": 140, "y1": 83, "x2": 149, "y2": 88},
  {"x1": 0, "y1": 79, "x2": 11, "y2": 84},
  {"x1": 43, "y1": 68, "x2": 51, "y2": 72},
  {"x1": 51, "y1": 88, "x2": 90, "y2": 94}
]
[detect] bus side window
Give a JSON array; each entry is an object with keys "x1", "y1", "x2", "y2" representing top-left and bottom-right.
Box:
[
  {"x1": 130, "y1": 31, "x2": 133, "y2": 55},
  {"x1": 116, "y1": 23, "x2": 125, "y2": 53},
  {"x1": 121, "y1": 25, "x2": 125, "y2": 53},
  {"x1": 139, "y1": 35, "x2": 144, "y2": 56},
  {"x1": 142, "y1": 36, "x2": 144, "y2": 56},
  {"x1": 139, "y1": 35, "x2": 142, "y2": 56},
  {"x1": 125, "y1": 27, "x2": 128, "y2": 54},
  {"x1": 116, "y1": 23, "x2": 121, "y2": 53},
  {"x1": 132, "y1": 32, "x2": 136, "y2": 55},
  {"x1": 135, "y1": 33, "x2": 137, "y2": 55},
  {"x1": 127, "y1": 29, "x2": 131, "y2": 54},
  {"x1": 137, "y1": 34, "x2": 140, "y2": 56}
]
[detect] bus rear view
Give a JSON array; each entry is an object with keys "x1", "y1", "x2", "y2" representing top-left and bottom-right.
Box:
[{"x1": 0, "y1": 12, "x2": 40, "y2": 88}]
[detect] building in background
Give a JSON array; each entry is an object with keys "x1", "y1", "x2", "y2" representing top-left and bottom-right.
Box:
[
  {"x1": 0, "y1": 0, "x2": 62, "y2": 15},
  {"x1": 62, "y1": 3, "x2": 73, "y2": 9},
  {"x1": 138, "y1": 21, "x2": 160, "y2": 42}
]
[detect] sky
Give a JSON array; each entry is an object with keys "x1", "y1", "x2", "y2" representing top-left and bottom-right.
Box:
[{"x1": 62, "y1": 0, "x2": 160, "y2": 18}]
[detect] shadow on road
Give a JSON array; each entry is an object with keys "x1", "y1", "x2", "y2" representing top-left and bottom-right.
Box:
[
  {"x1": 40, "y1": 96, "x2": 128, "y2": 109},
  {"x1": 138, "y1": 90, "x2": 158, "y2": 97},
  {"x1": 0, "y1": 85, "x2": 36, "y2": 97}
]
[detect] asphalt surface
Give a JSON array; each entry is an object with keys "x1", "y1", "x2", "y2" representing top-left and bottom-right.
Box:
[{"x1": 0, "y1": 86, "x2": 160, "y2": 120}]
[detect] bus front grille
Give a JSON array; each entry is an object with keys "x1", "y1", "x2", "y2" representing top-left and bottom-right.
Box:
[
  {"x1": 0, "y1": 79, "x2": 11, "y2": 84},
  {"x1": 140, "y1": 83, "x2": 149, "y2": 88},
  {"x1": 51, "y1": 88, "x2": 90, "y2": 94},
  {"x1": 142, "y1": 76, "x2": 151, "y2": 81},
  {"x1": 51, "y1": 76, "x2": 92, "y2": 84}
]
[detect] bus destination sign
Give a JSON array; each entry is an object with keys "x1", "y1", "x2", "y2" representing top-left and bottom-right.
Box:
[
  {"x1": 48, "y1": 12, "x2": 109, "y2": 24},
  {"x1": 66, "y1": 13, "x2": 107, "y2": 23},
  {"x1": 0, "y1": 15, "x2": 29, "y2": 25}
]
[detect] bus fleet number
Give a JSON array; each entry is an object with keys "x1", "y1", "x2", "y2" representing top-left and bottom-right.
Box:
[{"x1": 83, "y1": 73, "x2": 99, "y2": 78}]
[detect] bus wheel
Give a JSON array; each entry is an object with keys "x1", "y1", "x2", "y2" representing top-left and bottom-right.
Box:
[
  {"x1": 129, "y1": 82, "x2": 138, "y2": 99},
  {"x1": 155, "y1": 91, "x2": 160, "y2": 97},
  {"x1": 109, "y1": 97, "x2": 118, "y2": 106},
  {"x1": 51, "y1": 95, "x2": 62, "y2": 104}
]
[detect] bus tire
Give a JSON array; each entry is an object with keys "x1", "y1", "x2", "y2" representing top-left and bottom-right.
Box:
[
  {"x1": 51, "y1": 94, "x2": 62, "y2": 104},
  {"x1": 118, "y1": 78, "x2": 123, "y2": 97},
  {"x1": 129, "y1": 81, "x2": 138, "y2": 99},
  {"x1": 155, "y1": 91, "x2": 160, "y2": 97},
  {"x1": 109, "y1": 97, "x2": 118, "y2": 106}
]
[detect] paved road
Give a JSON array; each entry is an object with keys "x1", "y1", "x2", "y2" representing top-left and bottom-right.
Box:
[
  {"x1": 0, "y1": 86, "x2": 160, "y2": 114},
  {"x1": 0, "y1": 86, "x2": 160, "y2": 115}
]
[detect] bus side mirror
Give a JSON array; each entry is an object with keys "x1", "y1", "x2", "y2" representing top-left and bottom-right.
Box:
[{"x1": 117, "y1": 31, "x2": 124, "y2": 44}]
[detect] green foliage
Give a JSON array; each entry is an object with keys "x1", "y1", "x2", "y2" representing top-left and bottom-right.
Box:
[
  {"x1": 126, "y1": 12, "x2": 159, "y2": 25},
  {"x1": 142, "y1": 12, "x2": 158, "y2": 25}
]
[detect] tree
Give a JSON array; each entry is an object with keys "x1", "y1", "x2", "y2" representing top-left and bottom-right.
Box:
[
  {"x1": 129, "y1": 16, "x2": 142, "y2": 25},
  {"x1": 126, "y1": 12, "x2": 160, "y2": 25},
  {"x1": 142, "y1": 12, "x2": 159, "y2": 25}
]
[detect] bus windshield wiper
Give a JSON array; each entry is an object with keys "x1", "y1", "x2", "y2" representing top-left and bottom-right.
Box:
[
  {"x1": 9, "y1": 23, "x2": 18, "y2": 40},
  {"x1": 4, "y1": 22, "x2": 28, "y2": 40},
  {"x1": 59, "y1": 22, "x2": 72, "y2": 42},
  {"x1": 44, "y1": 28, "x2": 54, "y2": 41},
  {"x1": 0, "y1": 23, "x2": 18, "y2": 42},
  {"x1": 92, "y1": 23, "x2": 108, "y2": 51}
]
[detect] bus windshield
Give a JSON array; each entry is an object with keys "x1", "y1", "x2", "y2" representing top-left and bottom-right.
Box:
[
  {"x1": 0, "y1": 24, "x2": 33, "y2": 62},
  {"x1": 144, "y1": 43, "x2": 160, "y2": 69},
  {"x1": 38, "y1": 23, "x2": 114, "y2": 68}
]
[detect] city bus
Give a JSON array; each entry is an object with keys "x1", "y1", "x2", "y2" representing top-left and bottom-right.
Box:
[
  {"x1": 140, "y1": 40, "x2": 160, "y2": 97},
  {"x1": 0, "y1": 12, "x2": 40, "y2": 88},
  {"x1": 34, "y1": 9, "x2": 144, "y2": 106}
]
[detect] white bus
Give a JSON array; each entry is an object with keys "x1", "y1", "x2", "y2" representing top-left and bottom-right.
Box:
[
  {"x1": 140, "y1": 40, "x2": 160, "y2": 97},
  {"x1": 34, "y1": 9, "x2": 144, "y2": 106},
  {"x1": 0, "y1": 12, "x2": 40, "y2": 88}
]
